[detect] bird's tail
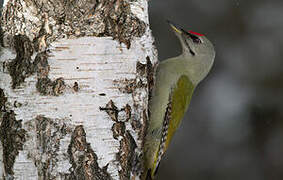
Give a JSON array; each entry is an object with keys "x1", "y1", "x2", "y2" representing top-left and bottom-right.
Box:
[{"x1": 145, "y1": 169, "x2": 153, "y2": 180}]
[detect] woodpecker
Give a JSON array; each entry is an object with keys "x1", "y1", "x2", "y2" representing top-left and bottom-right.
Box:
[{"x1": 143, "y1": 21, "x2": 215, "y2": 179}]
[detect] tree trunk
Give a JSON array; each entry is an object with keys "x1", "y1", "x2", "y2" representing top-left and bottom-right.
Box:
[{"x1": 0, "y1": 0, "x2": 157, "y2": 179}]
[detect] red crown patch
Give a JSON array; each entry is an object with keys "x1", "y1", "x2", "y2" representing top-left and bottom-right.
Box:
[{"x1": 189, "y1": 30, "x2": 204, "y2": 36}]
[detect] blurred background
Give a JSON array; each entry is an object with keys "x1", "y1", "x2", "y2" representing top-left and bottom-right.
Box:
[{"x1": 149, "y1": 0, "x2": 283, "y2": 180}]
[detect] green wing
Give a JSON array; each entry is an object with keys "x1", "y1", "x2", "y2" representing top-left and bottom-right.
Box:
[
  {"x1": 145, "y1": 74, "x2": 195, "y2": 179},
  {"x1": 151, "y1": 75, "x2": 195, "y2": 177},
  {"x1": 165, "y1": 74, "x2": 195, "y2": 149}
]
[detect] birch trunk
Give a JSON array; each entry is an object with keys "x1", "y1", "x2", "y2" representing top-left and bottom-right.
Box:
[{"x1": 0, "y1": 0, "x2": 157, "y2": 179}]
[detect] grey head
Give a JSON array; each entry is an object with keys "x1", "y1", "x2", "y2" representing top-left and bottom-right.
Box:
[
  {"x1": 167, "y1": 20, "x2": 216, "y2": 84},
  {"x1": 167, "y1": 20, "x2": 215, "y2": 59}
]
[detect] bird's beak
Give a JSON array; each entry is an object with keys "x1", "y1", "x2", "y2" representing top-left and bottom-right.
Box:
[{"x1": 167, "y1": 20, "x2": 185, "y2": 34}]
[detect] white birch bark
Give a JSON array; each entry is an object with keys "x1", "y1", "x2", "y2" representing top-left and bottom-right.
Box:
[{"x1": 0, "y1": 0, "x2": 157, "y2": 179}]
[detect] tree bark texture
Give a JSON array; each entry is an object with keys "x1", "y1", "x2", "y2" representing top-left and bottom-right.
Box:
[{"x1": 0, "y1": 0, "x2": 157, "y2": 179}]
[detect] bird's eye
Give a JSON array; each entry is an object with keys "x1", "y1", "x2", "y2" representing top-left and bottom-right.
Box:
[
  {"x1": 188, "y1": 33, "x2": 202, "y2": 44},
  {"x1": 182, "y1": 30, "x2": 204, "y2": 44}
]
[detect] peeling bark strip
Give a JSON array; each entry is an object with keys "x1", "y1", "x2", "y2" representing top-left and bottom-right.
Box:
[
  {"x1": 1, "y1": 0, "x2": 146, "y2": 49},
  {"x1": 68, "y1": 125, "x2": 111, "y2": 180}
]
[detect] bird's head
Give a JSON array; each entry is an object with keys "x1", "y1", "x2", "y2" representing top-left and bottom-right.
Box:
[{"x1": 167, "y1": 20, "x2": 215, "y2": 59}]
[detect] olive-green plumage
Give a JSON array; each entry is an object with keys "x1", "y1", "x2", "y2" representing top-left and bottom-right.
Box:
[
  {"x1": 168, "y1": 75, "x2": 194, "y2": 148},
  {"x1": 143, "y1": 21, "x2": 215, "y2": 179}
]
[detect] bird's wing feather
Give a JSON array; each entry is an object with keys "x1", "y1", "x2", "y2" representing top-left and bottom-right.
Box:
[
  {"x1": 166, "y1": 74, "x2": 194, "y2": 148},
  {"x1": 153, "y1": 74, "x2": 195, "y2": 175}
]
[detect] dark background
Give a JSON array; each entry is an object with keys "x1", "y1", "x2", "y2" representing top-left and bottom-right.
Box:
[{"x1": 149, "y1": 0, "x2": 283, "y2": 180}]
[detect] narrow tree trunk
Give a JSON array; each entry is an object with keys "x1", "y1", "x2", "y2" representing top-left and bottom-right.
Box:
[{"x1": 0, "y1": 0, "x2": 157, "y2": 179}]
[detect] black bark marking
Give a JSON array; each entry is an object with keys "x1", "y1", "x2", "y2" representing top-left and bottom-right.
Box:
[
  {"x1": 0, "y1": 26, "x2": 4, "y2": 47},
  {"x1": 0, "y1": 88, "x2": 7, "y2": 111},
  {"x1": 110, "y1": 58, "x2": 157, "y2": 178},
  {"x1": 100, "y1": 100, "x2": 126, "y2": 140},
  {"x1": 114, "y1": 79, "x2": 136, "y2": 94},
  {"x1": 73, "y1": 82, "x2": 79, "y2": 92},
  {"x1": 136, "y1": 57, "x2": 156, "y2": 103},
  {"x1": 114, "y1": 78, "x2": 147, "y2": 94},
  {"x1": 36, "y1": 77, "x2": 66, "y2": 96},
  {"x1": 145, "y1": 57, "x2": 155, "y2": 103},
  {"x1": 131, "y1": 117, "x2": 142, "y2": 133},
  {"x1": 136, "y1": 58, "x2": 156, "y2": 103},
  {"x1": 137, "y1": 57, "x2": 158, "y2": 163},
  {"x1": 99, "y1": 100, "x2": 119, "y2": 122},
  {"x1": 117, "y1": 131, "x2": 137, "y2": 180},
  {"x1": 7, "y1": 35, "x2": 34, "y2": 88},
  {"x1": 4, "y1": 35, "x2": 66, "y2": 95},
  {"x1": 32, "y1": 17, "x2": 50, "y2": 52},
  {"x1": 124, "y1": 58, "x2": 156, "y2": 139},
  {"x1": 112, "y1": 121, "x2": 126, "y2": 140},
  {"x1": 141, "y1": 109, "x2": 148, "y2": 143},
  {"x1": 13, "y1": 101, "x2": 22, "y2": 108},
  {"x1": 100, "y1": 100, "x2": 141, "y2": 179},
  {"x1": 24, "y1": 115, "x2": 73, "y2": 179},
  {"x1": 34, "y1": 52, "x2": 66, "y2": 96},
  {"x1": 0, "y1": 110, "x2": 27, "y2": 177},
  {"x1": 67, "y1": 125, "x2": 111, "y2": 180},
  {"x1": 136, "y1": 58, "x2": 159, "y2": 179},
  {"x1": 124, "y1": 104, "x2": 132, "y2": 122}
]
